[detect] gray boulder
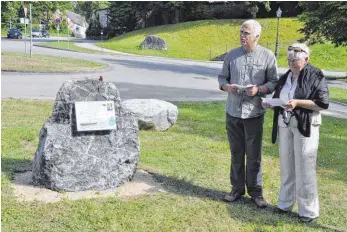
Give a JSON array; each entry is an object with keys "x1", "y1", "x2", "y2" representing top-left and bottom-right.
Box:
[
  {"x1": 140, "y1": 35, "x2": 168, "y2": 51},
  {"x1": 121, "y1": 99, "x2": 178, "y2": 131},
  {"x1": 32, "y1": 78, "x2": 140, "y2": 192}
]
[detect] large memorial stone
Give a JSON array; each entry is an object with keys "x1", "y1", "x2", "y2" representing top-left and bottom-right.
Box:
[
  {"x1": 140, "y1": 35, "x2": 168, "y2": 51},
  {"x1": 32, "y1": 78, "x2": 140, "y2": 192},
  {"x1": 121, "y1": 99, "x2": 178, "y2": 131}
]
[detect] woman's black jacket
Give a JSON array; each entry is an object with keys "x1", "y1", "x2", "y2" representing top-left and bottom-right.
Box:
[{"x1": 271, "y1": 63, "x2": 329, "y2": 144}]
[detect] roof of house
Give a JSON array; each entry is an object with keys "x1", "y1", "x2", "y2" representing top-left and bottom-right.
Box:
[
  {"x1": 93, "y1": 8, "x2": 109, "y2": 14},
  {"x1": 66, "y1": 11, "x2": 88, "y2": 28}
]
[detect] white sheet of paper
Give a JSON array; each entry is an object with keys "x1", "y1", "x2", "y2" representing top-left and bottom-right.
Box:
[
  {"x1": 261, "y1": 98, "x2": 286, "y2": 107},
  {"x1": 232, "y1": 84, "x2": 255, "y2": 90}
]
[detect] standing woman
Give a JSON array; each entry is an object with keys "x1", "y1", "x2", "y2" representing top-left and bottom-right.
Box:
[{"x1": 266, "y1": 43, "x2": 329, "y2": 222}]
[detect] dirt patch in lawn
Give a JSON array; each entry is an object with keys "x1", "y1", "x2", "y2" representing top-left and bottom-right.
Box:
[
  {"x1": 11, "y1": 169, "x2": 166, "y2": 203},
  {"x1": 20, "y1": 140, "x2": 36, "y2": 151}
]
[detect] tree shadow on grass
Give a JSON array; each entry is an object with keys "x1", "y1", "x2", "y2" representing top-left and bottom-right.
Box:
[
  {"x1": 1, "y1": 157, "x2": 33, "y2": 178},
  {"x1": 146, "y1": 170, "x2": 344, "y2": 232},
  {"x1": 170, "y1": 105, "x2": 347, "y2": 184},
  {"x1": 2, "y1": 156, "x2": 345, "y2": 231}
]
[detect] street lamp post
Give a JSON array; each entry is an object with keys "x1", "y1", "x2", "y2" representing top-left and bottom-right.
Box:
[{"x1": 275, "y1": 7, "x2": 282, "y2": 57}]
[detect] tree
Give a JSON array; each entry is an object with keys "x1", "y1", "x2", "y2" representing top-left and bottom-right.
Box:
[
  {"x1": 299, "y1": 2, "x2": 347, "y2": 46},
  {"x1": 1, "y1": 1, "x2": 23, "y2": 29},
  {"x1": 107, "y1": 1, "x2": 187, "y2": 33},
  {"x1": 74, "y1": 1, "x2": 110, "y2": 22},
  {"x1": 86, "y1": 14, "x2": 103, "y2": 37},
  {"x1": 244, "y1": 1, "x2": 271, "y2": 18},
  {"x1": 108, "y1": 2, "x2": 137, "y2": 34},
  {"x1": 132, "y1": 2, "x2": 156, "y2": 28}
]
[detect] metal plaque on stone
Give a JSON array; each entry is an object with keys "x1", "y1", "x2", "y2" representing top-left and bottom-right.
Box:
[{"x1": 75, "y1": 101, "x2": 116, "y2": 132}]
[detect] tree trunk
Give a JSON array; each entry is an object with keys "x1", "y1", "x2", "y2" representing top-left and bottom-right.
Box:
[
  {"x1": 174, "y1": 9, "x2": 180, "y2": 23},
  {"x1": 161, "y1": 11, "x2": 169, "y2": 25}
]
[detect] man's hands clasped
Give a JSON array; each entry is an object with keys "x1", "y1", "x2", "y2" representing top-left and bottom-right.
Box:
[{"x1": 222, "y1": 84, "x2": 258, "y2": 96}]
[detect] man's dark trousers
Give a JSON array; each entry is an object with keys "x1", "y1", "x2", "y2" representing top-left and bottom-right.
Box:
[{"x1": 226, "y1": 113, "x2": 264, "y2": 197}]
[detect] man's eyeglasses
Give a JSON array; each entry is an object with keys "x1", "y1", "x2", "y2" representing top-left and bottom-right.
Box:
[
  {"x1": 240, "y1": 30, "x2": 252, "y2": 36},
  {"x1": 287, "y1": 59, "x2": 300, "y2": 64},
  {"x1": 288, "y1": 46, "x2": 307, "y2": 54}
]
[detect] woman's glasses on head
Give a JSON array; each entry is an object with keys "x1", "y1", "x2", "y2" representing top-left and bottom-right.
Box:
[{"x1": 288, "y1": 46, "x2": 307, "y2": 54}]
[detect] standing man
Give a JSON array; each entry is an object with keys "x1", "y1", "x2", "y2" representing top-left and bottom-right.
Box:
[{"x1": 218, "y1": 20, "x2": 278, "y2": 207}]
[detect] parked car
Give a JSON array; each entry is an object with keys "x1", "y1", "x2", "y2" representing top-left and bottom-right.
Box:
[
  {"x1": 31, "y1": 29, "x2": 42, "y2": 38},
  {"x1": 41, "y1": 30, "x2": 50, "y2": 38},
  {"x1": 7, "y1": 28, "x2": 22, "y2": 39}
]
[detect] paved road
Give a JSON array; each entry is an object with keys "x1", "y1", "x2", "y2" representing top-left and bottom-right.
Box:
[
  {"x1": 1, "y1": 38, "x2": 347, "y2": 119},
  {"x1": 1, "y1": 38, "x2": 227, "y2": 101}
]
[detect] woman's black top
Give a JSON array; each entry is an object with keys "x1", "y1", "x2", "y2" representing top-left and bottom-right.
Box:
[{"x1": 271, "y1": 64, "x2": 330, "y2": 144}]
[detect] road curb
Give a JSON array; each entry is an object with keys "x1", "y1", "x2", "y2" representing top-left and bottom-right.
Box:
[
  {"x1": 1, "y1": 65, "x2": 113, "y2": 74},
  {"x1": 33, "y1": 44, "x2": 76, "y2": 52},
  {"x1": 277, "y1": 71, "x2": 346, "y2": 80},
  {"x1": 330, "y1": 100, "x2": 347, "y2": 107},
  {"x1": 33, "y1": 44, "x2": 112, "y2": 54}
]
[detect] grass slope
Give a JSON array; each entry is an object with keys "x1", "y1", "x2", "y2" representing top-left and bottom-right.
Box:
[
  {"x1": 1, "y1": 52, "x2": 107, "y2": 71},
  {"x1": 2, "y1": 99, "x2": 347, "y2": 232},
  {"x1": 329, "y1": 87, "x2": 347, "y2": 104},
  {"x1": 99, "y1": 18, "x2": 347, "y2": 71}
]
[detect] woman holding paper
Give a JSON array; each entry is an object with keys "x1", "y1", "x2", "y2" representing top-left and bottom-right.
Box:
[{"x1": 264, "y1": 43, "x2": 329, "y2": 222}]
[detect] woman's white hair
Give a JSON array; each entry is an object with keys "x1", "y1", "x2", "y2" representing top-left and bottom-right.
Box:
[
  {"x1": 241, "y1": 19, "x2": 262, "y2": 37},
  {"x1": 288, "y1": 43, "x2": 310, "y2": 61}
]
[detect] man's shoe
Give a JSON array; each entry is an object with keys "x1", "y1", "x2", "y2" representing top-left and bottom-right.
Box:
[
  {"x1": 224, "y1": 192, "x2": 241, "y2": 202},
  {"x1": 299, "y1": 216, "x2": 317, "y2": 223},
  {"x1": 252, "y1": 196, "x2": 268, "y2": 208}
]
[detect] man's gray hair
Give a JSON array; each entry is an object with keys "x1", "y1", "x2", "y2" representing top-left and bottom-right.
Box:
[
  {"x1": 242, "y1": 19, "x2": 262, "y2": 37},
  {"x1": 288, "y1": 43, "x2": 310, "y2": 61}
]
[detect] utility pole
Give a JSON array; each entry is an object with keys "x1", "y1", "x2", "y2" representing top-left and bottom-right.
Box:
[
  {"x1": 57, "y1": 25, "x2": 60, "y2": 42},
  {"x1": 67, "y1": 18, "x2": 70, "y2": 49},
  {"x1": 22, "y1": 5, "x2": 28, "y2": 54},
  {"x1": 30, "y1": 4, "x2": 32, "y2": 58},
  {"x1": 24, "y1": 16, "x2": 27, "y2": 53}
]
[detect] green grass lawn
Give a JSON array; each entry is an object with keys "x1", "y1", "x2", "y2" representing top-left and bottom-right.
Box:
[
  {"x1": 1, "y1": 51, "x2": 107, "y2": 72},
  {"x1": 2, "y1": 28, "x2": 8, "y2": 36},
  {"x1": 2, "y1": 99, "x2": 347, "y2": 231},
  {"x1": 329, "y1": 87, "x2": 347, "y2": 104},
  {"x1": 37, "y1": 41, "x2": 109, "y2": 54},
  {"x1": 98, "y1": 18, "x2": 347, "y2": 71},
  {"x1": 48, "y1": 31, "x2": 73, "y2": 37}
]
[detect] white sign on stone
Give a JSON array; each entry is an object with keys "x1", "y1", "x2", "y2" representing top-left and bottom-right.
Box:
[{"x1": 75, "y1": 101, "x2": 116, "y2": 131}]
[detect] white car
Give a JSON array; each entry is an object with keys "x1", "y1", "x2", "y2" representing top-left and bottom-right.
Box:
[{"x1": 31, "y1": 29, "x2": 42, "y2": 38}]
